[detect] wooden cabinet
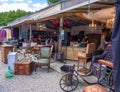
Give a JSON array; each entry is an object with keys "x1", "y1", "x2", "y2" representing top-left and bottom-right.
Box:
[
  {"x1": 73, "y1": 48, "x2": 80, "y2": 60},
  {"x1": 62, "y1": 46, "x2": 85, "y2": 60},
  {"x1": 67, "y1": 47, "x2": 74, "y2": 60},
  {"x1": 0, "y1": 45, "x2": 13, "y2": 64}
]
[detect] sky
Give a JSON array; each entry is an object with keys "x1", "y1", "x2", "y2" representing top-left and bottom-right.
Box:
[{"x1": 0, "y1": 0, "x2": 48, "y2": 12}]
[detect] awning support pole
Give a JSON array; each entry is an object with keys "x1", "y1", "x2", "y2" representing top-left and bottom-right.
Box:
[
  {"x1": 19, "y1": 26, "x2": 21, "y2": 39},
  {"x1": 29, "y1": 24, "x2": 32, "y2": 40},
  {"x1": 57, "y1": 17, "x2": 63, "y2": 60}
]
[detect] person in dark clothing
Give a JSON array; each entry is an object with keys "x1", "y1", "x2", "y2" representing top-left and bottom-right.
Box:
[
  {"x1": 77, "y1": 31, "x2": 84, "y2": 43},
  {"x1": 81, "y1": 35, "x2": 88, "y2": 46},
  {"x1": 112, "y1": 1, "x2": 120, "y2": 91},
  {"x1": 17, "y1": 36, "x2": 24, "y2": 49}
]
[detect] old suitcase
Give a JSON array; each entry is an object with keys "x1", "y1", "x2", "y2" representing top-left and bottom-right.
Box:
[{"x1": 14, "y1": 60, "x2": 33, "y2": 75}]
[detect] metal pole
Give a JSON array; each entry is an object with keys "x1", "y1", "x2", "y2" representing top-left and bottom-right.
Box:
[
  {"x1": 57, "y1": 17, "x2": 63, "y2": 60},
  {"x1": 29, "y1": 24, "x2": 32, "y2": 40},
  {"x1": 21, "y1": 23, "x2": 23, "y2": 38},
  {"x1": 19, "y1": 26, "x2": 21, "y2": 38}
]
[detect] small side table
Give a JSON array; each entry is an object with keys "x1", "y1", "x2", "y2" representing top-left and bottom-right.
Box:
[
  {"x1": 77, "y1": 56, "x2": 91, "y2": 74},
  {"x1": 14, "y1": 60, "x2": 34, "y2": 75}
]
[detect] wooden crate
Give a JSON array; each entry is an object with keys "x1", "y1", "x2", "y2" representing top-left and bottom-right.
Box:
[{"x1": 14, "y1": 61, "x2": 33, "y2": 75}]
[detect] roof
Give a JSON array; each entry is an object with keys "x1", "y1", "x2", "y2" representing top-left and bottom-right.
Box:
[{"x1": 7, "y1": 0, "x2": 114, "y2": 27}]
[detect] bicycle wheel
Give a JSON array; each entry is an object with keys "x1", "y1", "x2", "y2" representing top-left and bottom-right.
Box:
[{"x1": 59, "y1": 73, "x2": 79, "y2": 92}]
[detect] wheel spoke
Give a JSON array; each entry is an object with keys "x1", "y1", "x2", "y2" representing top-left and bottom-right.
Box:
[
  {"x1": 63, "y1": 85, "x2": 67, "y2": 89},
  {"x1": 62, "y1": 79, "x2": 66, "y2": 82},
  {"x1": 70, "y1": 85, "x2": 74, "y2": 90},
  {"x1": 60, "y1": 82, "x2": 65, "y2": 85},
  {"x1": 67, "y1": 86, "x2": 69, "y2": 91},
  {"x1": 73, "y1": 75, "x2": 76, "y2": 79}
]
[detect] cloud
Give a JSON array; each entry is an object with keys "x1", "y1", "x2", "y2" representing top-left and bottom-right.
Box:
[
  {"x1": 12, "y1": 0, "x2": 24, "y2": 2},
  {"x1": 27, "y1": 0, "x2": 32, "y2": 3},
  {"x1": 0, "y1": 0, "x2": 8, "y2": 3},
  {"x1": 32, "y1": 3, "x2": 48, "y2": 10},
  {"x1": 0, "y1": 2, "x2": 48, "y2": 12},
  {"x1": 0, "y1": 3, "x2": 30, "y2": 12}
]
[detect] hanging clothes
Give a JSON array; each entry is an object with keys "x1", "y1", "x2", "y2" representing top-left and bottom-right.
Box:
[
  {"x1": 112, "y1": 1, "x2": 120, "y2": 92},
  {"x1": 0, "y1": 30, "x2": 1, "y2": 40},
  {"x1": 0, "y1": 29, "x2": 6, "y2": 38},
  {"x1": 11, "y1": 28, "x2": 14, "y2": 37},
  {"x1": 6, "y1": 29, "x2": 12, "y2": 40}
]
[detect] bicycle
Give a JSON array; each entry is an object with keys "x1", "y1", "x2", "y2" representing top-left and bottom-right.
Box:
[{"x1": 59, "y1": 63, "x2": 114, "y2": 92}]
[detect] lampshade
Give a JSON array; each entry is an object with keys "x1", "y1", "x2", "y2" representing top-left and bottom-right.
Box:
[
  {"x1": 89, "y1": 12, "x2": 96, "y2": 28},
  {"x1": 37, "y1": 23, "x2": 46, "y2": 30},
  {"x1": 106, "y1": 17, "x2": 114, "y2": 29}
]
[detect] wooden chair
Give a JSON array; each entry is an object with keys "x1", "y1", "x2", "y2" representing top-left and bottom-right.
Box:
[
  {"x1": 32, "y1": 45, "x2": 53, "y2": 72},
  {"x1": 77, "y1": 43, "x2": 96, "y2": 74}
]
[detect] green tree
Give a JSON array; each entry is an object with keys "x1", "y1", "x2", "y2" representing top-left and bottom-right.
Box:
[
  {"x1": 48, "y1": 0, "x2": 60, "y2": 4},
  {"x1": 0, "y1": 10, "x2": 32, "y2": 26}
]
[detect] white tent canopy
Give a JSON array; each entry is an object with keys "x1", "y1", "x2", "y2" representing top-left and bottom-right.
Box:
[{"x1": 83, "y1": 7, "x2": 115, "y2": 22}]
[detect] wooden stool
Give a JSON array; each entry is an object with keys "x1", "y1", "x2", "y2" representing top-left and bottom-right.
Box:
[{"x1": 83, "y1": 84, "x2": 108, "y2": 92}]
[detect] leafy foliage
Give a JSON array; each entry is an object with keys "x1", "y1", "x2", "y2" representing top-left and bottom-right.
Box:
[
  {"x1": 48, "y1": 0, "x2": 60, "y2": 4},
  {"x1": 0, "y1": 9, "x2": 32, "y2": 26}
]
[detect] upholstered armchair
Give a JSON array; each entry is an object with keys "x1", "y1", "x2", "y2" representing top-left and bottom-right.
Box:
[
  {"x1": 32, "y1": 45, "x2": 53, "y2": 72},
  {"x1": 77, "y1": 43, "x2": 96, "y2": 74}
]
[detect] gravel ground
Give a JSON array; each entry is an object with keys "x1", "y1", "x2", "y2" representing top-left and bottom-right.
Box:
[{"x1": 0, "y1": 60, "x2": 87, "y2": 92}]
